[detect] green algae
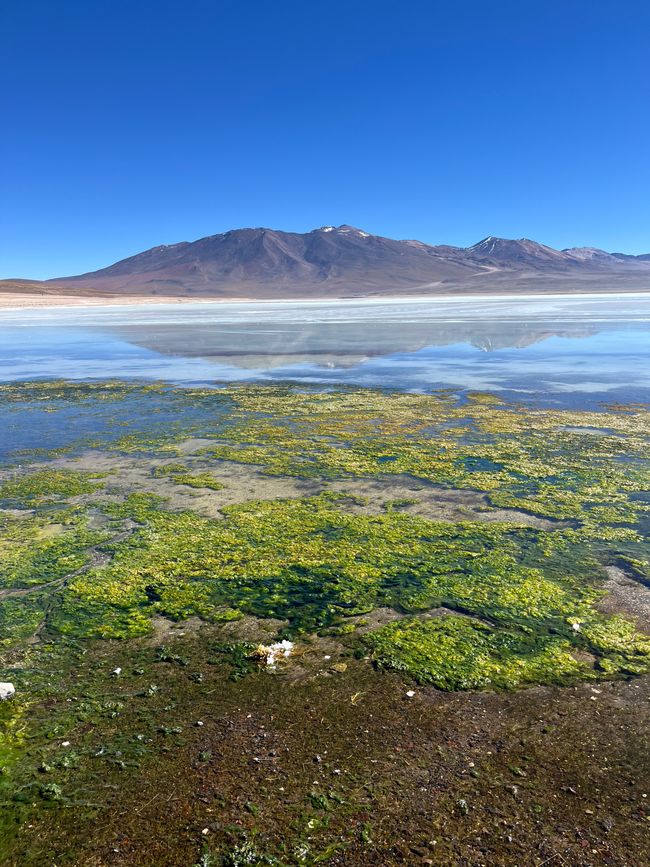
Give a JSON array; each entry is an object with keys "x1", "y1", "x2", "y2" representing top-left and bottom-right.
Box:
[
  {"x1": 0, "y1": 596, "x2": 47, "y2": 646},
  {"x1": 0, "y1": 508, "x2": 106, "y2": 594},
  {"x1": 0, "y1": 469, "x2": 106, "y2": 506},
  {"x1": 4, "y1": 380, "x2": 649, "y2": 535},
  {"x1": 0, "y1": 379, "x2": 169, "y2": 404},
  {"x1": 53, "y1": 494, "x2": 553, "y2": 637},
  {"x1": 19, "y1": 490, "x2": 642, "y2": 687},
  {"x1": 363, "y1": 616, "x2": 587, "y2": 690},
  {"x1": 152, "y1": 463, "x2": 225, "y2": 490},
  {"x1": 192, "y1": 385, "x2": 650, "y2": 535},
  {"x1": 615, "y1": 555, "x2": 650, "y2": 585},
  {"x1": 0, "y1": 381, "x2": 648, "y2": 691},
  {"x1": 0, "y1": 384, "x2": 648, "y2": 700}
]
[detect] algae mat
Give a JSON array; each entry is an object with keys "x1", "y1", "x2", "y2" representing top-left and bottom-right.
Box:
[{"x1": 0, "y1": 382, "x2": 649, "y2": 865}]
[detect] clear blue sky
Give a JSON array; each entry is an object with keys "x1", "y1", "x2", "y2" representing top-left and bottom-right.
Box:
[{"x1": 1, "y1": 0, "x2": 649, "y2": 278}]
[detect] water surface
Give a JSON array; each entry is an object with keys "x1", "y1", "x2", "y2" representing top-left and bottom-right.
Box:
[{"x1": 2, "y1": 293, "x2": 650, "y2": 406}]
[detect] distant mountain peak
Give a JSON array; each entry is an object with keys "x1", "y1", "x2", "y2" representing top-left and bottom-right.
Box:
[
  {"x1": 563, "y1": 247, "x2": 617, "y2": 261},
  {"x1": 316, "y1": 224, "x2": 370, "y2": 237},
  {"x1": 36, "y1": 224, "x2": 650, "y2": 300},
  {"x1": 467, "y1": 236, "x2": 574, "y2": 268},
  {"x1": 471, "y1": 236, "x2": 550, "y2": 250}
]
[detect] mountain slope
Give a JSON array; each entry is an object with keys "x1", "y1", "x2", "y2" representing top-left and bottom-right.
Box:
[
  {"x1": 466, "y1": 237, "x2": 576, "y2": 269},
  {"x1": 3, "y1": 226, "x2": 650, "y2": 301},
  {"x1": 50, "y1": 226, "x2": 483, "y2": 297}
]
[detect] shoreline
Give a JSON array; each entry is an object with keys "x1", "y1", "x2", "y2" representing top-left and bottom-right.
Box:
[{"x1": 2, "y1": 288, "x2": 650, "y2": 311}]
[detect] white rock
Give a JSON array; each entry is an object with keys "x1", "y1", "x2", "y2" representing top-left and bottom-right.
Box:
[
  {"x1": 253, "y1": 640, "x2": 295, "y2": 667},
  {"x1": 112, "y1": 667, "x2": 122, "y2": 676},
  {"x1": 405, "y1": 690, "x2": 416, "y2": 698},
  {"x1": 0, "y1": 682, "x2": 15, "y2": 700}
]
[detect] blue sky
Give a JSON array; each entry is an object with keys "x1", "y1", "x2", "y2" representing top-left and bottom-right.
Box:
[{"x1": 1, "y1": 0, "x2": 649, "y2": 278}]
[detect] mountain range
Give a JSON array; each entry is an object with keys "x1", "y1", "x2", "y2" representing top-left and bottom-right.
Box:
[{"x1": 3, "y1": 225, "x2": 650, "y2": 300}]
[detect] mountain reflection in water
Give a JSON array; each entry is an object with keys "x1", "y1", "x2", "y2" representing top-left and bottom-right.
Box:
[
  {"x1": 1, "y1": 294, "x2": 649, "y2": 406},
  {"x1": 110, "y1": 319, "x2": 598, "y2": 368}
]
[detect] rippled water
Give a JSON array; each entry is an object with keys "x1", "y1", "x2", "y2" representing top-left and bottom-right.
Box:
[{"x1": 1, "y1": 294, "x2": 650, "y2": 406}]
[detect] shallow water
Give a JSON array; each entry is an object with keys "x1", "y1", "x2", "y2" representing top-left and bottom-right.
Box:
[
  {"x1": 1, "y1": 330, "x2": 649, "y2": 864},
  {"x1": 1, "y1": 293, "x2": 650, "y2": 405}
]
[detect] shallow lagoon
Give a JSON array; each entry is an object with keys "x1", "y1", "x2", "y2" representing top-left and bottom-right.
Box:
[
  {"x1": 2, "y1": 293, "x2": 650, "y2": 405},
  {"x1": 1, "y1": 298, "x2": 650, "y2": 865}
]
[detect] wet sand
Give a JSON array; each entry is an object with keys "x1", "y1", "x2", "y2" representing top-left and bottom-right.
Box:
[{"x1": 46, "y1": 450, "x2": 563, "y2": 530}]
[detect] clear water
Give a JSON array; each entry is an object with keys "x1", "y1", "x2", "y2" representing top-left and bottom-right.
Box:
[{"x1": 1, "y1": 294, "x2": 650, "y2": 407}]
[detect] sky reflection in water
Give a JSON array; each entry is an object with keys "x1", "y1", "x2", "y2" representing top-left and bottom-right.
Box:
[{"x1": 1, "y1": 294, "x2": 649, "y2": 407}]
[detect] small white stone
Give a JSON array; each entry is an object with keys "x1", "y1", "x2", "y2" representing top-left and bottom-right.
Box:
[
  {"x1": 405, "y1": 690, "x2": 416, "y2": 698},
  {"x1": 201, "y1": 827, "x2": 209, "y2": 835},
  {"x1": 112, "y1": 667, "x2": 122, "y2": 676},
  {"x1": 0, "y1": 682, "x2": 15, "y2": 701},
  {"x1": 254, "y1": 639, "x2": 295, "y2": 667},
  {"x1": 61, "y1": 741, "x2": 71, "y2": 747}
]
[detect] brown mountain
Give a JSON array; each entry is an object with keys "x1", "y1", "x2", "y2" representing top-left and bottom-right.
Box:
[
  {"x1": 611, "y1": 251, "x2": 650, "y2": 263},
  {"x1": 3, "y1": 226, "x2": 650, "y2": 301},
  {"x1": 47, "y1": 225, "x2": 482, "y2": 297},
  {"x1": 466, "y1": 236, "x2": 577, "y2": 269}
]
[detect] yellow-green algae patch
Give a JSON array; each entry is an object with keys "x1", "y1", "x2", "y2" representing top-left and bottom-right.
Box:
[
  {"x1": 0, "y1": 381, "x2": 649, "y2": 689},
  {"x1": 1, "y1": 381, "x2": 650, "y2": 866},
  {"x1": 0, "y1": 508, "x2": 106, "y2": 591},
  {"x1": 0, "y1": 469, "x2": 106, "y2": 505},
  {"x1": 363, "y1": 616, "x2": 587, "y2": 690},
  {"x1": 37, "y1": 491, "x2": 647, "y2": 684},
  {"x1": 151, "y1": 462, "x2": 225, "y2": 490},
  {"x1": 194, "y1": 385, "x2": 650, "y2": 531}
]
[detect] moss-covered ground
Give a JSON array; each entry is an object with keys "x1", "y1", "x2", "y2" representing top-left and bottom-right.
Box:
[{"x1": 0, "y1": 381, "x2": 648, "y2": 864}]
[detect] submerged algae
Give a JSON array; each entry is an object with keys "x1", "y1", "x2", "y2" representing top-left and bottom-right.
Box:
[
  {"x1": 363, "y1": 616, "x2": 586, "y2": 690},
  {"x1": 0, "y1": 508, "x2": 106, "y2": 593},
  {"x1": 0, "y1": 469, "x2": 106, "y2": 506},
  {"x1": 47, "y1": 491, "x2": 647, "y2": 683},
  {"x1": 1, "y1": 381, "x2": 650, "y2": 865},
  {"x1": 364, "y1": 612, "x2": 650, "y2": 689},
  {"x1": 151, "y1": 463, "x2": 225, "y2": 491},
  {"x1": 0, "y1": 381, "x2": 648, "y2": 688}
]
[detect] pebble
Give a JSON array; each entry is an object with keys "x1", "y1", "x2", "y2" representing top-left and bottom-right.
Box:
[{"x1": 0, "y1": 682, "x2": 15, "y2": 701}]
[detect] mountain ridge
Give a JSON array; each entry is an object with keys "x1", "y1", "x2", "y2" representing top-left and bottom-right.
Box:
[{"x1": 3, "y1": 225, "x2": 650, "y2": 301}]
